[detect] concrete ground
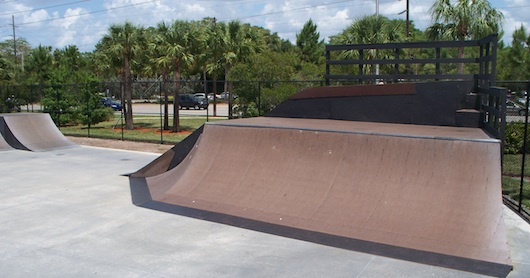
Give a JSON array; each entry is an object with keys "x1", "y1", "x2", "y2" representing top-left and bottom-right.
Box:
[{"x1": 0, "y1": 145, "x2": 529, "y2": 277}]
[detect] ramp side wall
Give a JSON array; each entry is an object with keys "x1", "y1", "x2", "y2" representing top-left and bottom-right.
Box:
[
  {"x1": 0, "y1": 128, "x2": 14, "y2": 151},
  {"x1": 266, "y1": 81, "x2": 475, "y2": 127},
  {"x1": 0, "y1": 115, "x2": 29, "y2": 150}
]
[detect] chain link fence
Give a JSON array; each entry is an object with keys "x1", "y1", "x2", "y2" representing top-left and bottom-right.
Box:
[
  {"x1": 497, "y1": 80, "x2": 530, "y2": 221},
  {"x1": 0, "y1": 79, "x2": 324, "y2": 115},
  {"x1": 0, "y1": 79, "x2": 323, "y2": 141}
]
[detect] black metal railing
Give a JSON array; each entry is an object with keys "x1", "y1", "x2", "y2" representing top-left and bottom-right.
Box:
[
  {"x1": 496, "y1": 80, "x2": 530, "y2": 222},
  {"x1": 325, "y1": 34, "x2": 497, "y2": 86},
  {"x1": 480, "y1": 86, "x2": 506, "y2": 142}
]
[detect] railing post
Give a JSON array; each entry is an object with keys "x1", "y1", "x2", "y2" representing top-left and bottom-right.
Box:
[
  {"x1": 359, "y1": 49, "x2": 364, "y2": 84},
  {"x1": 435, "y1": 47, "x2": 441, "y2": 81},
  {"x1": 394, "y1": 48, "x2": 399, "y2": 82},
  {"x1": 490, "y1": 34, "x2": 498, "y2": 84}
]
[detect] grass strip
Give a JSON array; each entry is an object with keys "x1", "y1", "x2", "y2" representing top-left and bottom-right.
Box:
[{"x1": 61, "y1": 116, "x2": 227, "y2": 144}]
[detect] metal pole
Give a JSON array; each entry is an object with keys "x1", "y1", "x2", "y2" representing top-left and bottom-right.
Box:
[
  {"x1": 519, "y1": 83, "x2": 530, "y2": 213},
  {"x1": 375, "y1": 0, "x2": 380, "y2": 82},
  {"x1": 206, "y1": 80, "x2": 209, "y2": 122},
  {"x1": 159, "y1": 80, "x2": 163, "y2": 144},
  {"x1": 12, "y1": 15, "x2": 17, "y2": 65},
  {"x1": 120, "y1": 82, "x2": 124, "y2": 140},
  {"x1": 86, "y1": 84, "x2": 91, "y2": 137},
  {"x1": 406, "y1": 0, "x2": 410, "y2": 38},
  {"x1": 258, "y1": 81, "x2": 261, "y2": 116}
]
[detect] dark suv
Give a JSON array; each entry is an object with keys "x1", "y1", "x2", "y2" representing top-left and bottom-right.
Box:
[{"x1": 178, "y1": 94, "x2": 207, "y2": 110}]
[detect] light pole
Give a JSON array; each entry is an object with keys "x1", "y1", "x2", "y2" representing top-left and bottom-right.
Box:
[
  {"x1": 406, "y1": 0, "x2": 409, "y2": 38},
  {"x1": 398, "y1": 0, "x2": 410, "y2": 38}
]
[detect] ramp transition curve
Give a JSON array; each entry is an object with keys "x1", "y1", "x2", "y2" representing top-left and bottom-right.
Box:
[
  {"x1": 130, "y1": 117, "x2": 511, "y2": 277},
  {"x1": 0, "y1": 113, "x2": 76, "y2": 151}
]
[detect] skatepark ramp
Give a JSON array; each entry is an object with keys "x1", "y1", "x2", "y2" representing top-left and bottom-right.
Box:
[
  {"x1": 0, "y1": 132, "x2": 13, "y2": 151},
  {"x1": 0, "y1": 113, "x2": 77, "y2": 151},
  {"x1": 130, "y1": 117, "x2": 511, "y2": 277},
  {"x1": 129, "y1": 81, "x2": 511, "y2": 277}
]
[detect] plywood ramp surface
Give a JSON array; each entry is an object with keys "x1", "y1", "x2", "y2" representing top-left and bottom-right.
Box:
[
  {"x1": 0, "y1": 113, "x2": 76, "y2": 151},
  {"x1": 134, "y1": 118, "x2": 511, "y2": 276}
]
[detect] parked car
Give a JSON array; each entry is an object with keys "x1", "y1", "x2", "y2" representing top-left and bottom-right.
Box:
[
  {"x1": 195, "y1": 96, "x2": 209, "y2": 109},
  {"x1": 207, "y1": 93, "x2": 222, "y2": 101},
  {"x1": 178, "y1": 94, "x2": 206, "y2": 110},
  {"x1": 220, "y1": 91, "x2": 238, "y2": 100},
  {"x1": 194, "y1": 93, "x2": 206, "y2": 99},
  {"x1": 506, "y1": 100, "x2": 528, "y2": 116},
  {"x1": 101, "y1": 97, "x2": 122, "y2": 111}
]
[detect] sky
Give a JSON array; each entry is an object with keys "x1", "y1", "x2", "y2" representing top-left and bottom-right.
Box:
[{"x1": 0, "y1": 0, "x2": 529, "y2": 53}]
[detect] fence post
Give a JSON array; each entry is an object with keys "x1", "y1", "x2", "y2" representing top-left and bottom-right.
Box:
[
  {"x1": 258, "y1": 81, "x2": 262, "y2": 116},
  {"x1": 30, "y1": 85, "x2": 34, "y2": 112},
  {"x1": 159, "y1": 80, "x2": 163, "y2": 144},
  {"x1": 519, "y1": 82, "x2": 530, "y2": 213},
  {"x1": 86, "y1": 83, "x2": 91, "y2": 137},
  {"x1": 55, "y1": 86, "x2": 60, "y2": 128}
]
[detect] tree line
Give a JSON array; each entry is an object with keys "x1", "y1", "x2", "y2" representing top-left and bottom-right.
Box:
[{"x1": 1, "y1": 0, "x2": 528, "y2": 130}]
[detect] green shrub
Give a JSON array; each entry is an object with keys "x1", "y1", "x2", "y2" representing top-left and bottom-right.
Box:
[
  {"x1": 233, "y1": 102, "x2": 259, "y2": 118},
  {"x1": 505, "y1": 122, "x2": 530, "y2": 154}
]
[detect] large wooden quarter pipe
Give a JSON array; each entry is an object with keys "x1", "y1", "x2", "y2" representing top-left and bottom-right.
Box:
[
  {"x1": 0, "y1": 113, "x2": 76, "y2": 151},
  {"x1": 130, "y1": 117, "x2": 512, "y2": 277}
]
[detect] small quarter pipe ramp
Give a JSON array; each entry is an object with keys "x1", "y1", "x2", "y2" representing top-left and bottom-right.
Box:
[
  {"x1": 0, "y1": 113, "x2": 77, "y2": 151},
  {"x1": 130, "y1": 117, "x2": 511, "y2": 277},
  {"x1": 0, "y1": 132, "x2": 13, "y2": 151}
]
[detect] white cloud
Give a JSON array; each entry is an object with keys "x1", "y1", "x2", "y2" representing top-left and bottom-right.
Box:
[
  {"x1": 56, "y1": 8, "x2": 85, "y2": 29},
  {"x1": 46, "y1": 7, "x2": 92, "y2": 49},
  {"x1": 23, "y1": 9, "x2": 50, "y2": 27}
]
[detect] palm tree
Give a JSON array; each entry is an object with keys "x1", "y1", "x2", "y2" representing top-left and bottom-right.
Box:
[
  {"x1": 206, "y1": 19, "x2": 225, "y2": 117},
  {"x1": 161, "y1": 20, "x2": 197, "y2": 132},
  {"x1": 146, "y1": 22, "x2": 173, "y2": 130},
  {"x1": 429, "y1": 0, "x2": 503, "y2": 73},
  {"x1": 190, "y1": 19, "x2": 211, "y2": 102},
  {"x1": 220, "y1": 20, "x2": 263, "y2": 117},
  {"x1": 329, "y1": 15, "x2": 405, "y2": 77},
  {"x1": 98, "y1": 22, "x2": 145, "y2": 130}
]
